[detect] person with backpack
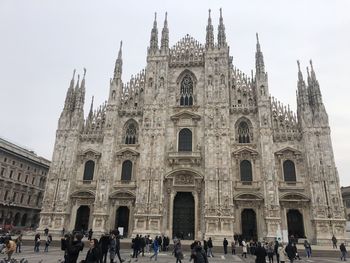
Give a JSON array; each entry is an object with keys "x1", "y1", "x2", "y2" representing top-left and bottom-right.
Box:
[
  {"x1": 150, "y1": 236, "x2": 159, "y2": 261},
  {"x1": 340, "y1": 243, "x2": 347, "y2": 261}
]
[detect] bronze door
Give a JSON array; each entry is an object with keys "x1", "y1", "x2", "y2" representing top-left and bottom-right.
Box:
[
  {"x1": 287, "y1": 209, "x2": 305, "y2": 238},
  {"x1": 241, "y1": 209, "x2": 257, "y2": 241},
  {"x1": 173, "y1": 192, "x2": 195, "y2": 240}
]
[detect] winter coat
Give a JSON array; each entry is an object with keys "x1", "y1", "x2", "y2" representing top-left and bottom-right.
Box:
[
  {"x1": 85, "y1": 247, "x2": 101, "y2": 263},
  {"x1": 277, "y1": 246, "x2": 286, "y2": 262},
  {"x1": 285, "y1": 243, "x2": 296, "y2": 260},
  {"x1": 242, "y1": 241, "x2": 247, "y2": 253},
  {"x1": 254, "y1": 246, "x2": 267, "y2": 263}
]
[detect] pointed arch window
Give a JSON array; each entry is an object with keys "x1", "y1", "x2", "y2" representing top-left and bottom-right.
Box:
[
  {"x1": 180, "y1": 74, "x2": 194, "y2": 106},
  {"x1": 178, "y1": 128, "x2": 192, "y2": 151},
  {"x1": 240, "y1": 160, "x2": 252, "y2": 182},
  {"x1": 283, "y1": 160, "x2": 296, "y2": 182},
  {"x1": 238, "y1": 121, "x2": 251, "y2": 143},
  {"x1": 121, "y1": 160, "x2": 132, "y2": 181},
  {"x1": 124, "y1": 122, "x2": 138, "y2": 144},
  {"x1": 83, "y1": 160, "x2": 95, "y2": 181}
]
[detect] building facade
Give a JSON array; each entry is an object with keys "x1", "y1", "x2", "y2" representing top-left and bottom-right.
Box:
[
  {"x1": 39, "y1": 10, "x2": 345, "y2": 243},
  {"x1": 0, "y1": 137, "x2": 50, "y2": 230},
  {"x1": 341, "y1": 187, "x2": 350, "y2": 236}
]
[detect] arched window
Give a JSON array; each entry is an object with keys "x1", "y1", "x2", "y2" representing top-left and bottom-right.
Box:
[
  {"x1": 178, "y1": 129, "x2": 192, "y2": 152},
  {"x1": 283, "y1": 160, "x2": 296, "y2": 182},
  {"x1": 121, "y1": 160, "x2": 132, "y2": 181},
  {"x1": 83, "y1": 160, "x2": 95, "y2": 181},
  {"x1": 238, "y1": 121, "x2": 251, "y2": 143},
  {"x1": 124, "y1": 122, "x2": 138, "y2": 144},
  {"x1": 240, "y1": 160, "x2": 252, "y2": 182},
  {"x1": 180, "y1": 74, "x2": 194, "y2": 106}
]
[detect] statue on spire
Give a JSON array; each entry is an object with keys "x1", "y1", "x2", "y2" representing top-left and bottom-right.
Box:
[
  {"x1": 114, "y1": 41, "x2": 123, "y2": 80},
  {"x1": 161, "y1": 12, "x2": 169, "y2": 51},
  {"x1": 206, "y1": 9, "x2": 214, "y2": 49},
  {"x1": 255, "y1": 33, "x2": 265, "y2": 75},
  {"x1": 149, "y1": 12, "x2": 159, "y2": 53},
  {"x1": 217, "y1": 8, "x2": 227, "y2": 48}
]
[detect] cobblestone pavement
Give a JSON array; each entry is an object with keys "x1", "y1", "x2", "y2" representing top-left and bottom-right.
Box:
[{"x1": 1, "y1": 246, "x2": 345, "y2": 263}]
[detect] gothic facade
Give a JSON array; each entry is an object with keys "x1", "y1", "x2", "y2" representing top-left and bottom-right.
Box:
[{"x1": 39, "y1": 10, "x2": 345, "y2": 243}]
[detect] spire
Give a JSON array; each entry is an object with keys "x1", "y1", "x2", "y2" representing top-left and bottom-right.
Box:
[
  {"x1": 161, "y1": 12, "x2": 169, "y2": 51},
  {"x1": 149, "y1": 12, "x2": 159, "y2": 53},
  {"x1": 205, "y1": 9, "x2": 214, "y2": 49},
  {"x1": 307, "y1": 60, "x2": 322, "y2": 106},
  {"x1": 297, "y1": 60, "x2": 303, "y2": 83},
  {"x1": 88, "y1": 96, "x2": 94, "y2": 121},
  {"x1": 64, "y1": 69, "x2": 76, "y2": 110},
  {"x1": 255, "y1": 33, "x2": 265, "y2": 75},
  {"x1": 310, "y1": 59, "x2": 318, "y2": 83},
  {"x1": 217, "y1": 8, "x2": 227, "y2": 48},
  {"x1": 114, "y1": 41, "x2": 123, "y2": 80}
]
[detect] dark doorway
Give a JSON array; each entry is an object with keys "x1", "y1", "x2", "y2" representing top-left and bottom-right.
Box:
[
  {"x1": 75, "y1": 206, "x2": 90, "y2": 231},
  {"x1": 115, "y1": 206, "x2": 129, "y2": 237},
  {"x1": 13, "y1": 213, "x2": 21, "y2": 226},
  {"x1": 241, "y1": 209, "x2": 257, "y2": 241},
  {"x1": 173, "y1": 192, "x2": 195, "y2": 240},
  {"x1": 21, "y1": 214, "x2": 27, "y2": 226},
  {"x1": 287, "y1": 209, "x2": 305, "y2": 238}
]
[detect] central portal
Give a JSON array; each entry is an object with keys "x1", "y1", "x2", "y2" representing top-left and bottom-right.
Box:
[{"x1": 173, "y1": 192, "x2": 194, "y2": 240}]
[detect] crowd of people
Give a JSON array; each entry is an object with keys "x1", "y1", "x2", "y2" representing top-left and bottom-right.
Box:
[{"x1": 0, "y1": 229, "x2": 348, "y2": 262}]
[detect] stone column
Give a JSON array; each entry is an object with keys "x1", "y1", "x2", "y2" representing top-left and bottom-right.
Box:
[
  {"x1": 69, "y1": 204, "x2": 78, "y2": 231},
  {"x1": 168, "y1": 191, "x2": 175, "y2": 238},
  {"x1": 192, "y1": 191, "x2": 198, "y2": 240}
]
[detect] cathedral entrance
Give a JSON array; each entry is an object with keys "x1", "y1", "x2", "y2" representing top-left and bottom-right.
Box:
[
  {"x1": 173, "y1": 192, "x2": 195, "y2": 240},
  {"x1": 74, "y1": 205, "x2": 90, "y2": 231},
  {"x1": 241, "y1": 209, "x2": 257, "y2": 241},
  {"x1": 287, "y1": 209, "x2": 305, "y2": 238},
  {"x1": 115, "y1": 206, "x2": 129, "y2": 237}
]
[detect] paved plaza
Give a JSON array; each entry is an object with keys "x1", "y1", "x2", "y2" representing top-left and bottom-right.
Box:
[{"x1": 1, "y1": 246, "x2": 346, "y2": 263}]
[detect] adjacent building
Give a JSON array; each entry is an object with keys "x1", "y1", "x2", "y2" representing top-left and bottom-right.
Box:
[
  {"x1": 0, "y1": 137, "x2": 50, "y2": 229},
  {"x1": 39, "y1": 10, "x2": 345, "y2": 243}
]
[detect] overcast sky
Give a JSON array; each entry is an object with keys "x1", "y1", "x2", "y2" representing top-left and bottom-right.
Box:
[{"x1": 1, "y1": 0, "x2": 349, "y2": 185}]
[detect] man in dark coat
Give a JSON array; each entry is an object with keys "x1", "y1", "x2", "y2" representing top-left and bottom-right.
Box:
[
  {"x1": 223, "y1": 238, "x2": 228, "y2": 254},
  {"x1": 99, "y1": 233, "x2": 110, "y2": 263},
  {"x1": 285, "y1": 242, "x2": 296, "y2": 263},
  {"x1": 132, "y1": 234, "x2": 141, "y2": 258},
  {"x1": 254, "y1": 242, "x2": 267, "y2": 263}
]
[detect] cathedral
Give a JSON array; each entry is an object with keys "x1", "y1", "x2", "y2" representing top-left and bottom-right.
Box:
[{"x1": 39, "y1": 9, "x2": 346, "y2": 244}]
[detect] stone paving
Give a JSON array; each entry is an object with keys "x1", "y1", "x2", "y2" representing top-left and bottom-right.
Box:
[{"x1": 1, "y1": 246, "x2": 346, "y2": 263}]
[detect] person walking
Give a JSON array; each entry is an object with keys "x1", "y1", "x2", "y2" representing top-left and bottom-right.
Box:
[
  {"x1": 45, "y1": 234, "x2": 52, "y2": 252},
  {"x1": 303, "y1": 239, "x2": 311, "y2": 258},
  {"x1": 254, "y1": 242, "x2": 267, "y2": 263},
  {"x1": 285, "y1": 242, "x2": 296, "y2": 263},
  {"x1": 277, "y1": 243, "x2": 286, "y2": 263},
  {"x1": 67, "y1": 232, "x2": 85, "y2": 263},
  {"x1": 132, "y1": 234, "x2": 141, "y2": 259},
  {"x1": 150, "y1": 236, "x2": 159, "y2": 261},
  {"x1": 203, "y1": 240, "x2": 208, "y2": 256},
  {"x1": 223, "y1": 238, "x2": 228, "y2": 255},
  {"x1": 173, "y1": 240, "x2": 183, "y2": 263},
  {"x1": 115, "y1": 230, "x2": 125, "y2": 263},
  {"x1": 99, "y1": 233, "x2": 110, "y2": 263},
  {"x1": 241, "y1": 240, "x2": 247, "y2": 258},
  {"x1": 207, "y1": 237, "x2": 214, "y2": 257},
  {"x1": 332, "y1": 235, "x2": 338, "y2": 249},
  {"x1": 4, "y1": 238, "x2": 16, "y2": 261},
  {"x1": 44, "y1": 227, "x2": 49, "y2": 236},
  {"x1": 109, "y1": 232, "x2": 117, "y2": 263},
  {"x1": 85, "y1": 238, "x2": 101, "y2": 263},
  {"x1": 15, "y1": 233, "x2": 22, "y2": 253},
  {"x1": 34, "y1": 233, "x2": 41, "y2": 252},
  {"x1": 88, "y1": 228, "x2": 93, "y2": 241},
  {"x1": 340, "y1": 243, "x2": 347, "y2": 261},
  {"x1": 266, "y1": 242, "x2": 274, "y2": 263},
  {"x1": 231, "y1": 240, "x2": 236, "y2": 255},
  {"x1": 274, "y1": 239, "x2": 280, "y2": 263}
]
